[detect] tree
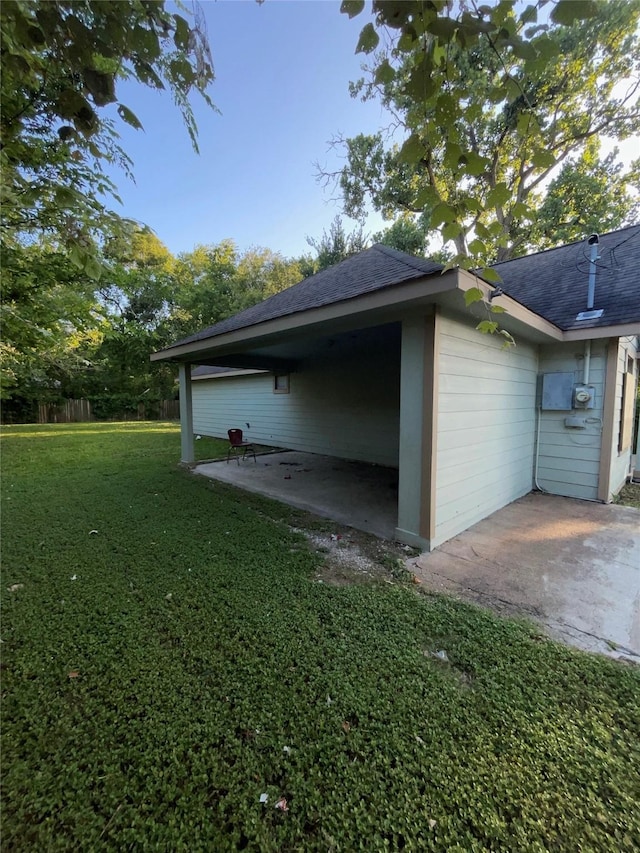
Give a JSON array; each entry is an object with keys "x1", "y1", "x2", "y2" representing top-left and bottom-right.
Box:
[
  {"x1": 0, "y1": 0, "x2": 215, "y2": 269},
  {"x1": 1, "y1": 1, "x2": 217, "y2": 409},
  {"x1": 305, "y1": 216, "x2": 369, "y2": 273},
  {"x1": 166, "y1": 241, "x2": 303, "y2": 338},
  {"x1": 373, "y1": 214, "x2": 428, "y2": 255},
  {"x1": 0, "y1": 242, "x2": 104, "y2": 403},
  {"x1": 527, "y1": 142, "x2": 640, "y2": 251},
  {"x1": 334, "y1": 0, "x2": 640, "y2": 269}
]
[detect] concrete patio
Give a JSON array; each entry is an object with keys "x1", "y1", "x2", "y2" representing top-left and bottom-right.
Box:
[
  {"x1": 195, "y1": 451, "x2": 398, "y2": 539},
  {"x1": 194, "y1": 452, "x2": 640, "y2": 661}
]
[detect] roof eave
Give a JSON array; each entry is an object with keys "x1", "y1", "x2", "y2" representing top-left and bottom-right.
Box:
[
  {"x1": 561, "y1": 323, "x2": 640, "y2": 342},
  {"x1": 151, "y1": 269, "x2": 461, "y2": 362},
  {"x1": 456, "y1": 269, "x2": 564, "y2": 342}
]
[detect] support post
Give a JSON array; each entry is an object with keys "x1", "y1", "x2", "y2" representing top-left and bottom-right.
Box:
[
  {"x1": 178, "y1": 363, "x2": 194, "y2": 464},
  {"x1": 395, "y1": 311, "x2": 438, "y2": 551}
]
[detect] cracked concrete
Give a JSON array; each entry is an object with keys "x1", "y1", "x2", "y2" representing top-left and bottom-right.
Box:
[{"x1": 412, "y1": 493, "x2": 640, "y2": 662}]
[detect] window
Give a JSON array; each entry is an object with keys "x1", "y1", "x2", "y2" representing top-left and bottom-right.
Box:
[{"x1": 273, "y1": 373, "x2": 290, "y2": 394}]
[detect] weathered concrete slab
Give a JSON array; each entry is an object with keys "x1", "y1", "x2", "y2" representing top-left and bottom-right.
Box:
[
  {"x1": 414, "y1": 493, "x2": 640, "y2": 662},
  {"x1": 195, "y1": 451, "x2": 398, "y2": 540}
]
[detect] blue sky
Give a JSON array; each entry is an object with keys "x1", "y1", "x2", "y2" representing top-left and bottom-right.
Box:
[
  {"x1": 107, "y1": 1, "x2": 637, "y2": 262},
  {"x1": 107, "y1": 1, "x2": 389, "y2": 259}
]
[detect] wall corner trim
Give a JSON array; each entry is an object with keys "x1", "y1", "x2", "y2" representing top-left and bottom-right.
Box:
[{"x1": 597, "y1": 337, "x2": 619, "y2": 502}]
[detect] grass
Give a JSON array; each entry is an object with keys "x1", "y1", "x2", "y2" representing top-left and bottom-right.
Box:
[
  {"x1": 615, "y1": 480, "x2": 640, "y2": 509},
  {"x1": 1, "y1": 422, "x2": 639, "y2": 852}
]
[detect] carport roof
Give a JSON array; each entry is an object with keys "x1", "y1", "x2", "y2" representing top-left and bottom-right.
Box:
[
  {"x1": 156, "y1": 244, "x2": 443, "y2": 354},
  {"x1": 154, "y1": 226, "x2": 640, "y2": 360}
]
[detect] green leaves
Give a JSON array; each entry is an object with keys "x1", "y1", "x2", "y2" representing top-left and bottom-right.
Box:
[
  {"x1": 430, "y1": 202, "x2": 457, "y2": 227},
  {"x1": 476, "y1": 319, "x2": 499, "y2": 334},
  {"x1": 335, "y1": 0, "x2": 640, "y2": 268},
  {"x1": 356, "y1": 23, "x2": 379, "y2": 54},
  {"x1": 374, "y1": 59, "x2": 395, "y2": 85},
  {"x1": 83, "y1": 68, "x2": 116, "y2": 106},
  {"x1": 478, "y1": 267, "x2": 502, "y2": 284},
  {"x1": 531, "y1": 150, "x2": 556, "y2": 169},
  {"x1": 173, "y1": 15, "x2": 190, "y2": 49},
  {"x1": 1, "y1": 0, "x2": 216, "y2": 264},
  {"x1": 485, "y1": 183, "x2": 511, "y2": 209},
  {"x1": 464, "y1": 286, "x2": 484, "y2": 307},
  {"x1": 551, "y1": 1, "x2": 599, "y2": 26},
  {"x1": 398, "y1": 134, "x2": 426, "y2": 165},
  {"x1": 340, "y1": 0, "x2": 365, "y2": 18},
  {"x1": 117, "y1": 104, "x2": 143, "y2": 130}
]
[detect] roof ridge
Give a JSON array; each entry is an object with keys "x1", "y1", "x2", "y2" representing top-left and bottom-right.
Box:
[
  {"x1": 491, "y1": 224, "x2": 640, "y2": 267},
  {"x1": 372, "y1": 242, "x2": 444, "y2": 274}
]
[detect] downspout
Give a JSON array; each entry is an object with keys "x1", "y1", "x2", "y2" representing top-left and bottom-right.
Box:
[
  {"x1": 533, "y1": 402, "x2": 547, "y2": 493},
  {"x1": 583, "y1": 340, "x2": 591, "y2": 385}
]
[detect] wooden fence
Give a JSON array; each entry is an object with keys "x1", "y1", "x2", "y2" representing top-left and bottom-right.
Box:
[{"x1": 37, "y1": 399, "x2": 180, "y2": 424}]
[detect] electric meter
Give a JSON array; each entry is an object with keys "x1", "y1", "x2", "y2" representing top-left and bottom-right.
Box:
[{"x1": 573, "y1": 385, "x2": 595, "y2": 409}]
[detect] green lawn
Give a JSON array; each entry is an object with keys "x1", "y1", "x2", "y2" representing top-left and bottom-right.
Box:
[{"x1": 1, "y1": 423, "x2": 639, "y2": 852}]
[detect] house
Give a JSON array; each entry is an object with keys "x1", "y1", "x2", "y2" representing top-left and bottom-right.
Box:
[{"x1": 151, "y1": 226, "x2": 640, "y2": 551}]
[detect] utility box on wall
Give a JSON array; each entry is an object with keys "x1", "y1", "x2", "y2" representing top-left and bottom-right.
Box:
[{"x1": 540, "y1": 372, "x2": 574, "y2": 411}]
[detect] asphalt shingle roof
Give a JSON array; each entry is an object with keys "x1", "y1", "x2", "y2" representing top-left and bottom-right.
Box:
[
  {"x1": 161, "y1": 244, "x2": 443, "y2": 351},
  {"x1": 161, "y1": 226, "x2": 639, "y2": 354},
  {"x1": 493, "y1": 225, "x2": 640, "y2": 331}
]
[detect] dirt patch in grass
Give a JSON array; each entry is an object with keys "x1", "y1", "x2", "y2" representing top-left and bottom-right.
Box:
[
  {"x1": 205, "y1": 479, "x2": 422, "y2": 587},
  {"x1": 292, "y1": 526, "x2": 419, "y2": 587}
]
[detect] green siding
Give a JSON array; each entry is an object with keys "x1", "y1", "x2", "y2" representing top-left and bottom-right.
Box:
[
  {"x1": 192, "y1": 339, "x2": 401, "y2": 467},
  {"x1": 536, "y1": 342, "x2": 606, "y2": 501},
  {"x1": 433, "y1": 313, "x2": 538, "y2": 548}
]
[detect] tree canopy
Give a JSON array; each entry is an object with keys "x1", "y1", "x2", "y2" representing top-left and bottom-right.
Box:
[
  {"x1": 1, "y1": 0, "x2": 218, "y2": 409},
  {"x1": 334, "y1": 0, "x2": 640, "y2": 268},
  {"x1": 0, "y1": 0, "x2": 215, "y2": 269}
]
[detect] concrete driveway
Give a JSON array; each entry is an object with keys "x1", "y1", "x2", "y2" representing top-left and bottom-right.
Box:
[
  {"x1": 413, "y1": 493, "x2": 640, "y2": 662},
  {"x1": 195, "y1": 452, "x2": 639, "y2": 661}
]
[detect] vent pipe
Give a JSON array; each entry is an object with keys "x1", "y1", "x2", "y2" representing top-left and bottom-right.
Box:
[{"x1": 587, "y1": 233, "x2": 599, "y2": 310}]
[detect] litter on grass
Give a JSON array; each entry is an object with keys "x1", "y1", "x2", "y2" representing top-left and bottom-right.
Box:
[
  {"x1": 275, "y1": 797, "x2": 289, "y2": 812},
  {"x1": 70, "y1": 575, "x2": 78, "y2": 581},
  {"x1": 7, "y1": 584, "x2": 24, "y2": 592},
  {"x1": 259, "y1": 793, "x2": 268, "y2": 804}
]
